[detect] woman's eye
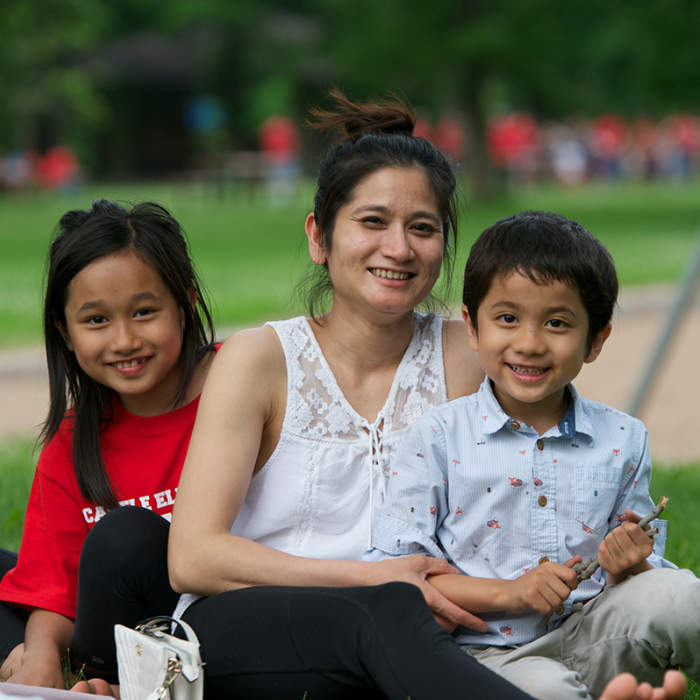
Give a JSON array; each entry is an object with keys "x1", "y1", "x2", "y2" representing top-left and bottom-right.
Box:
[
  {"x1": 361, "y1": 216, "x2": 384, "y2": 226},
  {"x1": 412, "y1": 223, "x2": 439, "y2": 235}
]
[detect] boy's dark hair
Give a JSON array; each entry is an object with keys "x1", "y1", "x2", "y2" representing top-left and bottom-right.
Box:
[
  {"x1": 301, "y1": 88, "x2": 460, "y2": 319},
  {"x1": 463, "y1": 210, "x2": 618, "y2": 348},
  {"x1": 43, "y1": 199, "x2": 215, "y2": 509}
]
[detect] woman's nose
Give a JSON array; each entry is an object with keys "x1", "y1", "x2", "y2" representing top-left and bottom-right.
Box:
[{"x1": 382, "y1": 225, "x2": 414, "y2": 260}]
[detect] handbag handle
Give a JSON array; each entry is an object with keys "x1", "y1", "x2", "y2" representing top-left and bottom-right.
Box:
[{"x1": 135, "y1": 617, "x2": 200, "y2": 646}]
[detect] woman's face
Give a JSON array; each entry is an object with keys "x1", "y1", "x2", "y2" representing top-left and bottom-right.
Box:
[{"x1": 307, "y1": 166, "x2": 445, "y2": 320}]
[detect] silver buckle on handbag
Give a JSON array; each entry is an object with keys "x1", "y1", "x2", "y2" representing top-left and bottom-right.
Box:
[{"x1": 146, "y1": 656, "x2": 182, "y2": 700}]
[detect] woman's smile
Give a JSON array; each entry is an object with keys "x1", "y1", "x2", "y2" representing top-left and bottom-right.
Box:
[{"x1": 320, "y1": 166, "x2": 444, "y2": 319}]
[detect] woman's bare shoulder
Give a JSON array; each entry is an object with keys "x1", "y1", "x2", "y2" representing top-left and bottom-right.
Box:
[
  {"x1": 214, "y1": 326, "x2": 285, "y2": 374},
  {"x1": 442, "y1": 317, "x2": 484, "y2": 401}
]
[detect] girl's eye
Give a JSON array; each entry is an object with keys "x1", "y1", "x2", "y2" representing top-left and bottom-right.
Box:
[
  {"x1": 546, "y1": 319, "x2": 566, "y2": 328},
  {"x1": 135, "y1": 308, "x2": 154, "y2": 318},
  {"x1": 87, "y1": 315, "x2": 107, "y2": 325},
  {"x1": 499, "y1": 314, "x2": 517, "y2": 324}
]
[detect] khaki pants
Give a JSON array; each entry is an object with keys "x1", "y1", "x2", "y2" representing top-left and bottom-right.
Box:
[{"x1": 468, "y1": 568, "x2": 699, "y2": 700}]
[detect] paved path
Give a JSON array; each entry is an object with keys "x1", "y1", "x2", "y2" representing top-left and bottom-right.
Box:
[{"x1": 1, "y1": 286, "x2": 699, "y2": 464}]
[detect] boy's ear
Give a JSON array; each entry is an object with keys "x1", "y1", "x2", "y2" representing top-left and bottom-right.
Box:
[
  {"x1": 584, "y1": 324, "x2": 612, "y2": 364},
  {"x1": 462, "y1": 305, "x2": 479, "y2": 352},
  {"x1": 54, "y1": 317, "x2": 74, "y2": 353},
  {"x1": 305, "y1": 213, "x2": 327, "y2": 266}
]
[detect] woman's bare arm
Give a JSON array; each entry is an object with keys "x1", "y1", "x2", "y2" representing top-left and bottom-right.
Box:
[
  {"x1": 443, "y1": 318, "x2": 484, "y2": 401},
  {"x1": 168, "y1": 326, "x2": 485, "y2": 631}
]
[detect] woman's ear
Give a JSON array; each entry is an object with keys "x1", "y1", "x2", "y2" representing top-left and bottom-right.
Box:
[
  {"x1": 54, "y1": 317, "x2": 74, "y2": 352},
  {"x1": 305, "y1": 213, "x2": 327, "y2": 266}
]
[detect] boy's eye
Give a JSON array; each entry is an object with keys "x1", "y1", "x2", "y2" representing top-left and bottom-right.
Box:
[
  {"x1": 498, "y1": 314, "x2": 517, "y2": 324},
  {"x1": 546, "y1": 319, "x2": 566, "y2": 328}
]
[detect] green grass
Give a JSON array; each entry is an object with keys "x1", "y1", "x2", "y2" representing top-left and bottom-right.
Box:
[
  {"x1": 1, "y1": 179, "x2": 699, "y2": 347},
  {"x1": 0, "y1": 439, "x2": 35, "y2": 552}
]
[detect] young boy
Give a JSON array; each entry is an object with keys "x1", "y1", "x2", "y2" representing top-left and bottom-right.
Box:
[{"x1": 365, "y1": 211, "x2": 699, "y2": 700}]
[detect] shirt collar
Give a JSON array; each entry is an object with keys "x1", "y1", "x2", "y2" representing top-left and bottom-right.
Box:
[{"x1": 476, "y1": 377, "x2": 595, "y2": 441}]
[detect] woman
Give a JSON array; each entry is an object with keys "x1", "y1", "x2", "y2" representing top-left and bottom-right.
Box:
[{"x1": 69, "y1": 93, "x2": 686, "y2": 700}]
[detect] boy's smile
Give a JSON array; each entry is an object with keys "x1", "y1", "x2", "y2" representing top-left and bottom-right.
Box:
[{"x1": 464, "y1": 272, "x2": 610, "y2": 435}]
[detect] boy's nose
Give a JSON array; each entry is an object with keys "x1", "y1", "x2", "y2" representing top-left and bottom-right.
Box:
[{"x1": 513, "y1": 327, "x2": 546, "y2": 355}]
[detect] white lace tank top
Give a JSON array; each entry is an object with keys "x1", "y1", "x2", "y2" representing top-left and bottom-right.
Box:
[{"x1": 174, "y1": 313, "x2": 447, "y2": 619}]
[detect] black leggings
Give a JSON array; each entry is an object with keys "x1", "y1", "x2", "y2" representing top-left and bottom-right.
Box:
[
  {"x1": 0, "y1": 548, "x2": 29, "y2": 662},
  {"x1": 75, "y1": 507, "x2": 532, "y2": 700}
]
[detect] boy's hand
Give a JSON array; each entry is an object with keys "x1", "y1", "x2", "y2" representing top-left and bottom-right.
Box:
[
  {"x1": 501, "y1": 556, "x2": 580, "y2": 614},
  {"x1": 598, "y1": 509, "x2": 654, "y2": 579}
]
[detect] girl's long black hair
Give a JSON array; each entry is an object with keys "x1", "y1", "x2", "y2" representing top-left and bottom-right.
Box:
[{"x1": 42, "y1": 199, "x2": 215, "y2": 510}]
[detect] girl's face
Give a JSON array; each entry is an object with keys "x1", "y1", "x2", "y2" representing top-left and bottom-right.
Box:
[
  {"x1": 58, "y1": 249, "x2": 185, "y2": 417},
  {"x1": 307, "y1": 166, "x2": 445, "y2": 320}
]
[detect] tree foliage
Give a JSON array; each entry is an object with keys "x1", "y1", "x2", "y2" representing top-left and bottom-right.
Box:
[{"x1": 0, "y1": 0, "x2": 698, "y2": 192}]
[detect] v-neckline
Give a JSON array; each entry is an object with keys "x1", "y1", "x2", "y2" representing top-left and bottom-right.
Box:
[{"x1": 303, "y1": 315, "x2": 422, "y2": 430}]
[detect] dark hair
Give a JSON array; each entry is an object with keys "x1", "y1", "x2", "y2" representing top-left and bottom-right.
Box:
[
  {"x1": 42, "y1": 199, "x2": 215, "y2": 509},
  {"x1": 301, "y1": 89, "x2": 460, "y2": 318},
  {"x1": 463, "y1": 210, "x2": 618, "y2": 348}
]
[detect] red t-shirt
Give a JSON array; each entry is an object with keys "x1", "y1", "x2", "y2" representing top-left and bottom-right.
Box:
[{"x1": 0, "y1": 395, "x2": 199, "y2": 619}]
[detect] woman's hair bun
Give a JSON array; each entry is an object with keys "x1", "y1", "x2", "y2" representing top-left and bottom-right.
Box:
[{"x1": 307, "y1": 87, "x2": 416, "y2": 142}]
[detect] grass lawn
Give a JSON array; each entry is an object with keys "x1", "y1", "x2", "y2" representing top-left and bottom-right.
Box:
[{"x1": 0, "y1": 179, "x2": 699, "y2": 348}]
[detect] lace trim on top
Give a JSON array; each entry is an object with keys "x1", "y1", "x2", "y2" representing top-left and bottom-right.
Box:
[
  {"x1": 271, "y1": 313, "x2": 446, "y2": 547},
  {"x1": 278, "y1": 312, "x2": 446, "y2": 443}
]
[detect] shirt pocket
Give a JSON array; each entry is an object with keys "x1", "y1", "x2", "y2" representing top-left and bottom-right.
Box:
[{"x1": 558, "y1": 465, "x2": 623, "y2": 558}]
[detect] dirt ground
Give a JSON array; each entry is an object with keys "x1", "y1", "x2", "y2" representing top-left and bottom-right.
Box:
[{"x1": 1, "y1": 285, "x2": 698, "y2": 464}]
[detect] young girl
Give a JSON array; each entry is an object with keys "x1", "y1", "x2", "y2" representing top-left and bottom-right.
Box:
[{"x1": 0, "y1": 199, "x2": 216, "y2": 689}]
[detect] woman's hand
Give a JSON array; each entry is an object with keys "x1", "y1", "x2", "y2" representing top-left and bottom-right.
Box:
[{"x1": 370, "y1": 555, "x2": 488, "y2": 632}]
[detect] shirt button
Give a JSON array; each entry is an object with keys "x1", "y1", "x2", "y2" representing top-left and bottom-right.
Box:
[
  {"x1": 539, "y1": 557, "x2": 549, "y2": 565},
  {"x1": 537, "y1": 439, "x2": 544, "y2": 450},
  {"x1": 538, "y1": 495, "x2": 547, "y2": 507},
  {"x1": 556, "y1": 605, "x2": 565, "y2": 615},
  {"x1": 510, "y1": 421, "x2": 520, "y2": 430}
]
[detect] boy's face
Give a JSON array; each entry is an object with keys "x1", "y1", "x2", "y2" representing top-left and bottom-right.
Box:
[{"x1": 463, "y1": 271, "x2": 611, "y2": 431}]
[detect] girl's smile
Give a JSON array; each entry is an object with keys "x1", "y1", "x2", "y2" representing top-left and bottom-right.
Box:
[{"x1": 58, "y1": 250, "x2": 185, "y2": 416}]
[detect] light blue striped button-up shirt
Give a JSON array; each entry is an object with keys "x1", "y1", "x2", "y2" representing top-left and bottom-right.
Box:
[{"x1": 365, "y1": 378, "x2": 673, "y2": 648}]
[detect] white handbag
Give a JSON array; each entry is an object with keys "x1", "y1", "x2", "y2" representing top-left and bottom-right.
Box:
[{"x1": 115, "y1": 617, "x2": 204, "y2": 700}]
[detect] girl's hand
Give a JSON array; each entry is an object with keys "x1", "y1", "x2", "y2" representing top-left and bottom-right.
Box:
[
  {"x1": 3, "y1": 652, "x2": 66, "y2": 690},
  {"x1": 598, "y1": 509, "x2": 654, "y2": 582},
  {"x1": 371, "y1": 555, "x2": 487, "y2": 632},
  {"x1": 500, "y1": 556, "x2": 580, "y2": 615}
]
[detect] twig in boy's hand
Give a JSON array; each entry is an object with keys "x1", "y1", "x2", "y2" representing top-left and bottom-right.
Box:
[
  {"x1": 573, "y1": 496, "x2": 669, "y2": 582},
  {"x1": 540, "y1": 497, "x2": 669, "y2": 628}
]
